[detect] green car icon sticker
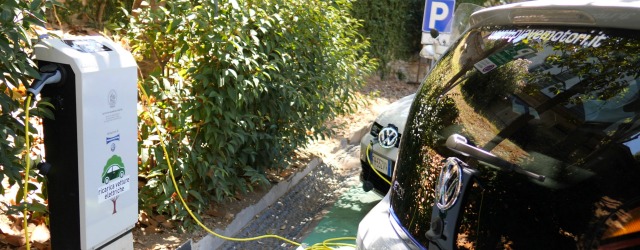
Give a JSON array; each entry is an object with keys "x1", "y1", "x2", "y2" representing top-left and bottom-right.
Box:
[
  {"x1": 101, "y1": 155, "x2": 125, "y2": 184},
  {"x1": 98, "y1": 154, "x2": 131, "y2": 204}
]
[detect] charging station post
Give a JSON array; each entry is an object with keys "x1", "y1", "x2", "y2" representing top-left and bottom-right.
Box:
[{"x1": 34, "y1": 36, "x2": 138, "y2": 249}]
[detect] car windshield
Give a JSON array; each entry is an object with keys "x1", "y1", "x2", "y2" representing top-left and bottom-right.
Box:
[{"x1": 391, "y1": 24, "x2": 640, "y2": 248}]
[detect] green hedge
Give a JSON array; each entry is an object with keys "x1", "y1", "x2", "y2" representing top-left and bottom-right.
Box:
[
  {"x1": 127, "y1": 0, "x2": 375, "y2": 226},
  {"x1": 351, "y1": 0, "x2": 424, "y2": 78}
]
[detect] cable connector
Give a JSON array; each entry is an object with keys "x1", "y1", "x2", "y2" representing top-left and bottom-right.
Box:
[
  {"x1": 27, "y1": 64, "x2": 64, "y2": 96},
  {"x1": 370, "y1": 138, "x2": 378, "y2": 145}
]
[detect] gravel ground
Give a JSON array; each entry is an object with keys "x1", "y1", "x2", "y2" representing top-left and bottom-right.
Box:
[{"x1": 218, "y1": 145, "x2": 362, "y2": 250}]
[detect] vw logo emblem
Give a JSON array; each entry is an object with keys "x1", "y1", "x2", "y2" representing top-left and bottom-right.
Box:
[
  {"x1": 378, "y1": 125, "x2": 399, "y2": 149},
  {"x1": 435, "y1": 157, "x2": 463, "y2": 211}
]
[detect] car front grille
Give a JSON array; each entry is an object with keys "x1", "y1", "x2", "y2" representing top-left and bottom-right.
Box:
[{"x1": 371, "y1": 122, "x2": 401, "y2": 148}]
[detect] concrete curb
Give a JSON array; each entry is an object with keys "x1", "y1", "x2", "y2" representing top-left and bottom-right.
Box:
[{"x1": 192, "y1": 157, "x2": 323, "y2": 250}]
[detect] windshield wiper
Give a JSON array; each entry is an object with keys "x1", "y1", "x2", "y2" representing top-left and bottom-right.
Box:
[{"x1": 446, "y1": 134, "x2": 546, "y2": 182}]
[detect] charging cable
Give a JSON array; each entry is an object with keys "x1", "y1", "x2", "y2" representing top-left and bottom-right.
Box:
[
  {"x1": 138, "y1": 82, "x2": 301, "y2": 246},
  {"x1": 365, "y1": 142, "x2": 391, "y2": 185},
  {"x1": 21, "y1": 75, "x2": 357, "y2": 249},
  {"x1": 23, "y1": 94, "x2": 33, "y2": 250},
  {"x1": 21, "y1": 71, "x2": 356, "y2": 249},
  {"x1": 21, "y1": 62, "x2": 360, "y2": 248},
  {"x1": 26, "y1": 71, "x2": 61, "y2": 96},
  {"x1": 22, "y1": 67, "x2": 355, "y2": 250},
  {"x1": 304, "y1": 237, "x2": 357, "y2": 249},
  {"x1": 138, "y1": 82, "x2": 356, "y2": 249},
  {"x1": 21, "y1": 66, "x2": 64, "y2": 250}
]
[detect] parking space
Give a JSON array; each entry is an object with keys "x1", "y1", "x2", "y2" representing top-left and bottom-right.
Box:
[{"x1": 300, "y1": 185, "x2": 382, "y2": 248}]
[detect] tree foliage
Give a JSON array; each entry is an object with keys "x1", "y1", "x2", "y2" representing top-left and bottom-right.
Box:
[
  {"x1": 0, "y1": 0, "x2": 53, "y2": 217},
  {"x1": 351, "y1": 0, "x2": 423, "y2": 78},
  {"x1": 49, "y1": 0, "x2": 133, "y2": 30}
]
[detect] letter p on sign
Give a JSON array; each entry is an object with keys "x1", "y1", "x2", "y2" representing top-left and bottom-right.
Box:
[{"x1": 422, "y1": 0, "x2": 455, "y2": 33}]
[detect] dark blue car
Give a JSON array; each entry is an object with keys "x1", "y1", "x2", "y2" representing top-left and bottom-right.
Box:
[{"x1": 357, "y1": 1, "x2": 640, "y2": 249}]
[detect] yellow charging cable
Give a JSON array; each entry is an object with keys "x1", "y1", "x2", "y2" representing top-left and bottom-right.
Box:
[
  {"x1": 23, "y1": 94, "x2": 33, "y2": 250},
  {"x1": 365, "y1": 143, "x2": 391, "y2": 185},
  {"x1": 20, "y1": 83, "x2": 356, "y2": 250},
  {"x1": 138, "y1": 83, "x2": 303, "y2": 247},
  {"x1": 20, "y1": 72, "x2": 360, "y2": 249},
  {"x1": 20, "y1": 82, "x2": 357, "y2": 250},
  {"x1": 310, "y1": 237, "x2": 357, "y2": 249},
  {"x1": 139, "y1": 83, "x2": 357, "y2": 249}
]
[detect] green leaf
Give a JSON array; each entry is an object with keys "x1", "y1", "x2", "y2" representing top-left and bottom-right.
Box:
[
  {"x1": 189, "y1": 190, "x2": 205, "y2": 203},
  {"x1": 168, "y1": 19, "x2": 179, "y2": 33}
]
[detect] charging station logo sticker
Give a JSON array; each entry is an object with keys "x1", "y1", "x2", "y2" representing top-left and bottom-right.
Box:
[
  {"x1": 103, "y1": 89, "x2": 122, "y2": 122},
  {"x1": 98, "y1": 155, "x2": 131, "y2": 207},
  {"x1": 108, "y1": 89, "x2": 117, "y2": 108},
  {"x1": 106, "y1": 134, "x2": 120, "y2": 152}
]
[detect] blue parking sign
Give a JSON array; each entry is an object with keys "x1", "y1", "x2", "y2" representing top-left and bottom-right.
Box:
[{"x1": 422, "y1": 0, "x2": 455, "y2": 33}]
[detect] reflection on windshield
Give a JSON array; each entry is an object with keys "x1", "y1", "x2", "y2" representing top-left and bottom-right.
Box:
[{"x1": 392, "y1": 25, "x2": 640, "y2": 249}]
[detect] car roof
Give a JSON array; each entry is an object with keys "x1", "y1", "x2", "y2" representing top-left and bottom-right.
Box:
[{"x1": 470, "y1": 0, "x2": 640, "y2": 31}]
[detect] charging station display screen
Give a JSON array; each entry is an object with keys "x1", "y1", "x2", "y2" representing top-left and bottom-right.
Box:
[{"x1": 64, "y1": 39, "x2": 113, "y2": 53}]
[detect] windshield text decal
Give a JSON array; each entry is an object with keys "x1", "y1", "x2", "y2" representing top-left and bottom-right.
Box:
[{"x1": 488, "y1": 29, "x2": 608, "y2": 47}]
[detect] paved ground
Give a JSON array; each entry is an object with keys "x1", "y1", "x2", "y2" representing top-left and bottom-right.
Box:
[{"x1": 214, "y1": 145, "x2": 363, "y2": 250}]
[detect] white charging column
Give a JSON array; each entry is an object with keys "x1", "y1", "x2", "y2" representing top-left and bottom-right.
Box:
[{"x1": 35, "y1": 36, "x2": 138, "y2": 249}]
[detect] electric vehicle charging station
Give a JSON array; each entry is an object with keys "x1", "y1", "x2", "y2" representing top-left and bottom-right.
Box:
[{"x1": 33, "y1": 36, "x2": 138, "y2": 249}]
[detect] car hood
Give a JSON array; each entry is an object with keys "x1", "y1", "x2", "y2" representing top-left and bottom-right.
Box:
[{"x1": 374, "y1": 93, "x2": 416, "y2": 132}]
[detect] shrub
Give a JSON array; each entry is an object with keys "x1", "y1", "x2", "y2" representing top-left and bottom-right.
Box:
[{"x1": 127, "y1": 0, "x2": 375, "y2": 226}]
